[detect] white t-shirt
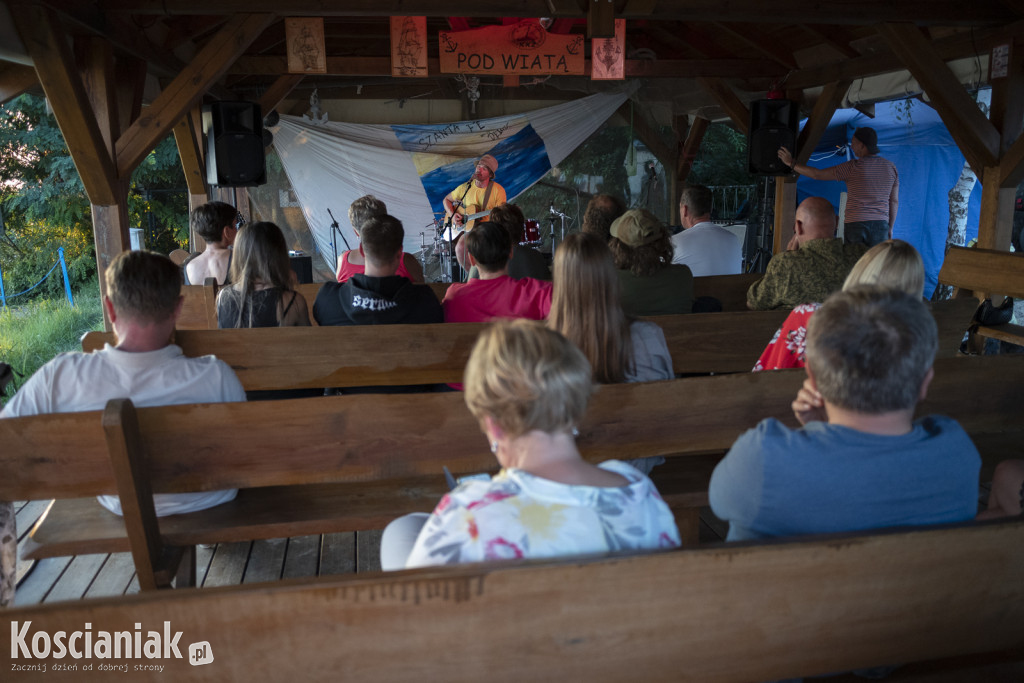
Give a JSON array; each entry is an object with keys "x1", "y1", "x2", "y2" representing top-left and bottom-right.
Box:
[
  {"x1": 2, "y1": 344, "x2": 246, "y2": 517},
  {"x1": 670, "y1": 221, "x2": 743, "y2": 277}
]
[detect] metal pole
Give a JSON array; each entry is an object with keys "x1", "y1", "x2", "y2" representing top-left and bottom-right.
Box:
[{"x1": 58, "y1": 247, "x2": 75, "y2": 306}]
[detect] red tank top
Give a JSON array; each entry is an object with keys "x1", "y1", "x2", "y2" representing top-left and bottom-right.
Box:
[{"x1": 336, "y1": 250, "x2": 414, "y2": 283}]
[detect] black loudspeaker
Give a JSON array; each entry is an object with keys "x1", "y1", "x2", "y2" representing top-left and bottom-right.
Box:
[
  {"x1": 748, "y1": 99, "x2": 799, "y2": 175},
  {"x1": 203, "y1": 101, "x2": 266, "y2": 187}
]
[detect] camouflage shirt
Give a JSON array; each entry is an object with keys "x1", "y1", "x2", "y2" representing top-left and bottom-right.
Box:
[{"x1": 746, "y1": 238, "x2": 868, "y2": 310}]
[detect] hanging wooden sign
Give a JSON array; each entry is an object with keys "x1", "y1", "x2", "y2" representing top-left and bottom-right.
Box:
[
  {"x1": 439, "y1": 20, "x2": 584, "y2": 76},
  {"x1": 391, "y1": 16, "x2": 428, "y2": 78},
  {"x1": 591, "y1": 19, "x2": 626, "y2": 80},
  {"x1": 286, "y1": 17, "x2": 326, "y2": 74}
]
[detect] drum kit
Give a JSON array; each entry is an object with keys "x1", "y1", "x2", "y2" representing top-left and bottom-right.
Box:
[{"x1": 418, "y1": 214, "x2": 547, "y2": 283}]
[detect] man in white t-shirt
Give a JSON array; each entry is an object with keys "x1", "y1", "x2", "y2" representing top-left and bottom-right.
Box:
[
  {"x1": 671, "y1": 185, "x2": 742, "y2": 276},
  {"x1": 1, "y1": 250, "x2": 246, "y2": 517}
]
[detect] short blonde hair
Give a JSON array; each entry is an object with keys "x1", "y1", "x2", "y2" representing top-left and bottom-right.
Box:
[
  {"x1": 843, "y1": 239, "x2": 924, "y2": 298},
  {"x1": 464, "y1": 320, "x2": 593, "y2": 439}
]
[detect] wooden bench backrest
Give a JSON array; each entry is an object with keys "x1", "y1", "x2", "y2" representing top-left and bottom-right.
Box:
[
  {"x1": 937, "y1": 245, "x2": 1024, "y2": 299},
  {"x1": 4, "y1": 354, "x2": 1023, "y2": 503},
  {"x1": 4, "y1": 519, "x2": 1022, "y2": 681},
  {"x1": 173, "y1": 273, "x2": 766, "y2": 330},
  {"x1": 82, "y1": 298, "x2": 976, "y2": 390}
]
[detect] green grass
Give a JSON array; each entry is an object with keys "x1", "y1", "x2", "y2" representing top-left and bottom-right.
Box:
[{"x1": 0, "y1": 279, "x2": 105, "y2": 407}]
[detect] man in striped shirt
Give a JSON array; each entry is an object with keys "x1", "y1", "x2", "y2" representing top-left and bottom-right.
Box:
[{"x1": 778, "y1": 127, "x2": 899, "y2": 247}]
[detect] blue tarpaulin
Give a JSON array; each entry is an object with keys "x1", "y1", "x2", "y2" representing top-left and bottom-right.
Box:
[{"x1": 796, "y1": 100, "x2": 981, "y2": 297}]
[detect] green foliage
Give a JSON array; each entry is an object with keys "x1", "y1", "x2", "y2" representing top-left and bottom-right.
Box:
[
  {"x1": 0, "y1": 93, "x2": 188, "y2": 302},
  {"x1": 688, "y1": 124, "x2": 758, "y2": 188},
  {"x1": 0, "y1": 278, "x2": 104, "y2": 407},
  {"x1": 515, "y1": 123, "x2": 633, "y2": 228}
]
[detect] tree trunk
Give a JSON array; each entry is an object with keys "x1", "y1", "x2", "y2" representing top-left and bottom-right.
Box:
[{"x1": 936, "y1": 90, "x2": 989, "y2": 301}]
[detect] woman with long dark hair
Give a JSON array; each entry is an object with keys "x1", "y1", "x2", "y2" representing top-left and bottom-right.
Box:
[{"x1": 216, "y1": 221, "x2": 310, "y2": 328}]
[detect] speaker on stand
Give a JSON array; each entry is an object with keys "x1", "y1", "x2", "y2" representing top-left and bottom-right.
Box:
[
  {"x1": 202, "y1": 101, "x2": 267, "y2": 187},
  {"x1": 745, "y1": 99, "x2": 799, "y2": 272}
]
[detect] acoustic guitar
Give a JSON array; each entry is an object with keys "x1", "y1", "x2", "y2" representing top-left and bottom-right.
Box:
[{"x1": 444, "y1": 202, "x2": 492, "y2": 239}]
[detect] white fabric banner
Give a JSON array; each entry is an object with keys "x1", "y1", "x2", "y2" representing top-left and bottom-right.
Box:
[{"x1": 271, "y1": 90, "x2": 630, "y2": 271}]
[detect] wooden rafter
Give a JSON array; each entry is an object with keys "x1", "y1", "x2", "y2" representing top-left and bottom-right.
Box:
[
  {"x1": 259, "y1": 74, "x2": 303, "y2": 115},
  {"x1": 229, "y1": 55, "x2": 785, "y2": 80},
  {"x1": 0, "y1": 64, "x2": 39, "y2": 103},
  {"x1": 49, "y1": 1, "x2": 1020, "y2": 25},
  {"x1": 795, "y1": 80, "x2": 852, "y2": 164},
  {"x1": 787, "y1": 20, "x2": 1024, "y2": 89},
  {"x1": 877, "y1": 22, "x2": 1000, "y2": 173},
  {"x1": 114, "y1": 13, "x2": 276, "y2": 179},
  {"x1": 172, "y1": 112, "x2": 207, "y2": 197},
  {"x1": 115, "y1": 57, "x2": 147, "y2": 136},
  {"x1": 11, "y1": 4, "x2": 118, "y2": 205},
  {"x1": 696, "y1": 77, "x2": 750, "y2": 134},
  {"x1": 714, "y1": 22, "x2": 799, "y2": 70},
  {"x1": 804, "y1": 24, "x2": 860, "y2": 59}
]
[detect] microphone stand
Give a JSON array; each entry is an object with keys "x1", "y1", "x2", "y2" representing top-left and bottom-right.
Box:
[
  {"x1": 327, "y1": 208, "x2": 351, "y2": 275},
  {"x1": 549, "y1": 204, "x2": 569, "y2": 253}
]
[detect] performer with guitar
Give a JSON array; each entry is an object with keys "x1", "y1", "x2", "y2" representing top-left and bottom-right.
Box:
[{"x1": 443, "y1": 154, "x2": 507, "y2": 274}]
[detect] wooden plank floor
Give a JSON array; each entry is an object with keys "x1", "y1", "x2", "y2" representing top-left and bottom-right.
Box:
[
  {"x1": 11, "y1": 500, "x2": 729, "y2": 606},
  {"x1": 12, "y1": 499, "x2": 384, "y2": 607}
]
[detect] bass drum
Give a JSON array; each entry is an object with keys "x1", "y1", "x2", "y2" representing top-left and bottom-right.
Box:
[{"x1": 521, "y1": 219, "x2": 542, "y2": 245}]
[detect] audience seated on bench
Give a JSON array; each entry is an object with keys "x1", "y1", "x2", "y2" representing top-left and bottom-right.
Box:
[
  {"x1": 381, "y1": 320, "x2": 680, "y2": 569},
  {"x1": 713, "y1": 286, "x2": 980, "y2": 540}
]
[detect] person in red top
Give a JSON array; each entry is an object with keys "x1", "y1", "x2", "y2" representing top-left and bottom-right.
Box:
[
  {"x1": 442, "y1": 221, "x2": 552, "y2": 324},
  {"x1": 336, "y1": 195, "x2": 424, "y2": 283}
]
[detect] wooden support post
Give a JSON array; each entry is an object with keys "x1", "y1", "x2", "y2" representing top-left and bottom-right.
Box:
[
  {"x1": 773, "y1": 178, "x2": 797, "y2": 254},
  {"x1": 11, "y1": 5, "x2": 118, "y2": 206},
  {"x1": 115, "y1": 57, "x2": 147, "y2": 136},
  {"x1": 677, "y1": 116, "x2": 709, "y2": 186},
  {"x1": 977, "y1": 167, "x2": 1015, "y2": 251},
  {"x1": 76, "y1": 37, "x2": 119, "y2": 159}
]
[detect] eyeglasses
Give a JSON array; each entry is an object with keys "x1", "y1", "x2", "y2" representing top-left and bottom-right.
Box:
[{"x1": 235, "y1": 213, "x2": 247, "y2": 230}]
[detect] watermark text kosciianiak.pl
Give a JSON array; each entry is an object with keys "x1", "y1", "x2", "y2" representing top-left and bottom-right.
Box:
[{"x1": 10, "y1": 621, "x2": 214, "y2": 672}]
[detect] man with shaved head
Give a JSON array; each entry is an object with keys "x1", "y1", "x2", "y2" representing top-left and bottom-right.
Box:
[{"x1": 747, "y1": 197, "x2": 867, "y2": 310}]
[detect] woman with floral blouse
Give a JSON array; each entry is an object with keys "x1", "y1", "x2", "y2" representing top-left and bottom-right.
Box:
[{"x1": 380, "y1": 319, "x2": 680, "y2": 569}]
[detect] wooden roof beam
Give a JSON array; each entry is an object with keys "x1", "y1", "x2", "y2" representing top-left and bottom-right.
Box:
[
  {"x1": 62, "y1": 1, "x2": 1019, "y2": 25},
  {"x1": 877, "y1": 22, "x2": 1000, "y2": 173},
  {"x1": 795, "y1": 80, "x2": 852, "y2": 164},
  {"x1": 0, "y1": 64, "x2": 39, "y2": 103},
  {"x1": 788, "y1": 20, "x2": 1024, "y2": 90},
  {"x1": 115, "y1": 13, "x2": 276, "y2": 178},
  {"x1": 696, "y1": 77, "x2": 750, "y2": 134},
  {"x1": 10, "y1": 4, "x2": 118, "y2": 205},
  {"x1": 173, "y1": 110, "x2": 207, "y2": 197},
  {"x1": 714, "y1": 22, "x2": 799, "y2": 70},
  {"x1": 259, "y1": 74, "x2": 303, "y2": 115},
  {"x1": 229, "y1": 55, "x2": 785, "y2": 80}
]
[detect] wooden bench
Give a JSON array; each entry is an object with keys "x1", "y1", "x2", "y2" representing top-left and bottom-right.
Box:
[
  {"x1": 937, "y1": 245, "x2": 1024, "y2": 347},
  {"x1": 83, "y1": 298, "x2": 977, "y2": 390},
  {"x1": 3, "y1": 519, "x2": 1022, "y2": 681},
  {"x1": 173, "y1": 272, "x2": 767, "y2": 329},
  {"x1": 3, "y1": 354, "x2": 1022, "y2": 600}
]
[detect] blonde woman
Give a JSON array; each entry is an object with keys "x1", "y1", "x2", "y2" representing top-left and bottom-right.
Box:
[
  {"x1": 216, "y1": 221, "x2": 310, "y2": 328},
  {"x1": 380, "y1": 319, "x2": 680, "y2": 569},
  {"x1": 754, "y1": 239, "x2": 924, "y2": 371},
  {"x1": 550, "y1": 232, "x2": 672, "y2": 384}
]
